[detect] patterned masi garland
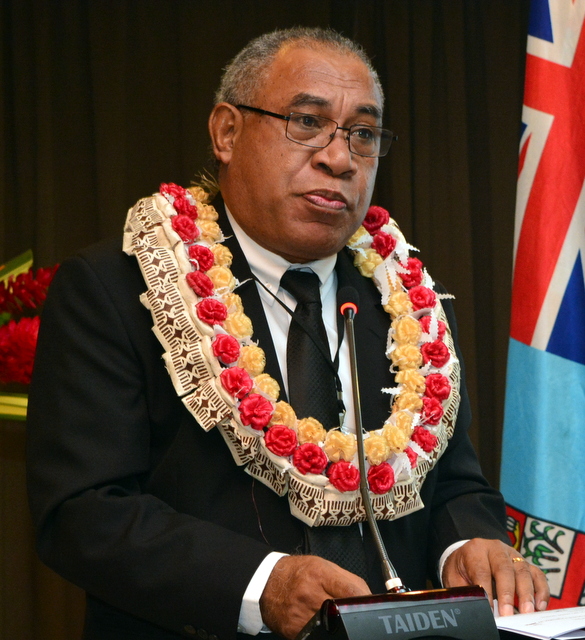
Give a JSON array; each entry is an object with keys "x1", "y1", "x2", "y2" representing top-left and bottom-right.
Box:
[{"x1": 123, "y1": 183, "x2": 461, "y2": 527}]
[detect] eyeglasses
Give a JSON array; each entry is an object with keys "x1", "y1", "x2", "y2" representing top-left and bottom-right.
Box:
[{"x1": 236, "y1": 105, "x2": 396, "y2": 158}]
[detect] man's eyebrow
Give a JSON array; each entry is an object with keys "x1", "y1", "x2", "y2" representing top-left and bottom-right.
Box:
[
  {"x1": 288, "y1": 93, "x2": 383, "y2": 121},
  {"x1": 356, "y1": 104, "x2": 383, "y2": 120},
  {"x1": 289, "y1": 93, "x2": 330, "y2": 109}
]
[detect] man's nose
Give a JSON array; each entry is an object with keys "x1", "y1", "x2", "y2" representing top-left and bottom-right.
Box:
[{"x1": 311, "y1": 128, "x2": 356, "y2": 176}]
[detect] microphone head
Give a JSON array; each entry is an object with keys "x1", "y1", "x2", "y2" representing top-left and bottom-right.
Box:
[{"x1": 338, "y1": 286, "x2": 360, "y2": 317}]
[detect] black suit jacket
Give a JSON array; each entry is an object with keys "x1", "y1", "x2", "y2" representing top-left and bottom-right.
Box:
[{"x1": 27, "y1": 217, "x2": 509, "y2": 639}]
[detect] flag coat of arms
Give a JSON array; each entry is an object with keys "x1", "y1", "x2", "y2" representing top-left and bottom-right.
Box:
[{"x1": 501, "y1": 0, "x2": 585, "y2": 609}]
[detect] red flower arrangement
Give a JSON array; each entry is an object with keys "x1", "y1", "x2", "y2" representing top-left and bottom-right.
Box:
[
  {"x1": 0, "y1": 317, "x2": 40, "y2": 385},
  {"x1": 0, "y1": 260, "x2": 58, "y2": 386}
]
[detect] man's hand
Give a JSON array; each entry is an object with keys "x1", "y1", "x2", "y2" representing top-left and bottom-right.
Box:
[
  {"x1": 259, "y1": 555, "x2": 371, "y2": 640},
  {"x1": 442, "y1": 538, "x2": 549, "y2": 616}
]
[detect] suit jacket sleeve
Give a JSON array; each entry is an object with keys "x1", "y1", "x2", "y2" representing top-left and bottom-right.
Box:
[
  {"x1": 426, "y1": 289, "x2": 510, "y2": 579},
  {"x1": 26, "y1": 239, "x2": 274, "y2": 639}
]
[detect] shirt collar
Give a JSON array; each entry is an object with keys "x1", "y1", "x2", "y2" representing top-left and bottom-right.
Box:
[{"x1": 225, "y1": 207, "x2": 338, "y2": 304}]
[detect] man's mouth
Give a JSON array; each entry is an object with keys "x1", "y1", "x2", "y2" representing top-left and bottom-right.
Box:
[{"x1": 303, "y1": 191, "x2": 348, "y2": 211}]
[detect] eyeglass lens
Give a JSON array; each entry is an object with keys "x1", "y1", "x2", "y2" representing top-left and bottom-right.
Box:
[{"x1": 286, "y1": 113, "x2": 392, "y2": 157}]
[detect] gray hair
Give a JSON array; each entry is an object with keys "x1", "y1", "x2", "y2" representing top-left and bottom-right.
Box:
[{"x1": 215, "y1": 27, "x2": 384, "y2": 108}]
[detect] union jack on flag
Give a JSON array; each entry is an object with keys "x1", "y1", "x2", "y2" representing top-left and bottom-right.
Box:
[{"x1": 501, "y1": 0, "x2": 585, "y2": 609}]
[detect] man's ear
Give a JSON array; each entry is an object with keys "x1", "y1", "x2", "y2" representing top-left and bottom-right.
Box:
[{"x1": 208, "y1": 103, "x2": 242, "y2": 165}]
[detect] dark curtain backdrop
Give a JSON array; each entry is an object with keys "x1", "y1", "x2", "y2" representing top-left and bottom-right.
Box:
[{"x1": 0, "y1": 1, "x2": 529, "y2": 637}]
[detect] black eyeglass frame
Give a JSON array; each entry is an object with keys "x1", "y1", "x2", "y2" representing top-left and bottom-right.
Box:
[{"x1": 236, "y1": 104, "x2": 397, "y2": 158}]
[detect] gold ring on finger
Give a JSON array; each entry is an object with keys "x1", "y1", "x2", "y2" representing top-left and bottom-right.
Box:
[{"x1": 512, "y1": 556, "x2": 525, "y2": 563}]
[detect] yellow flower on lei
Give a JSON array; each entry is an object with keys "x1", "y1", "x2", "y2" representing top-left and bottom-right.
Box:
[
  {"x1": 353, "y1": 248, "x2": 383, "y2": 278},
  {"x1": 223, "y1": 292, "x2": 244, "y2": 313},
  {"x1": 384, "y1": 291, "x2": 413, "y2": 318},
  {"x1": 392, "y1": 315, "x2": 422, "y2": 345},
  {"x1": 297, "y1": 417, "x2": 326, "y2": 444},
  {"x1": 395, "y1": 369, "x2": 426, "y2": 393},
  {"x1": 383, "y1": 423, "x2": 410, "y2": 453},
  {"x1": 323, "y1": 429, "x2": 357, "y2": 462},
  {"x1": 390, "y1": 344, "x2": 423, "y2": 369},
  {"x1": 187, "y1": 186, "x2": 210, "y2": 204},
  {"x1": 207, "y1": 266, "x2": 236, "y2": 292},
  {"x1": 393, "y1": 391, "x2": 423, "y2": 413},
  {"x1": 253, "y1": 373, "x2": 280, "y2": 401},
  {"x1": 210, "y1": 243, "x2": 233, "y2": 267},
  {"x1": 199, "y1": 219, "x2": 222, "y2": 243},
  {"x1": 269, "y1": 401, "x2": 297, "y2": 428},
  {"x1": 364, "y1": 434, "x2": 391, "y2": 465},
  {"x1": 224, "y1": 310, "x2": 253, "y2": 339},
  {"x1": 393, "y1": 410, "x2": 414, "y2": 435},
  {"x1": 238, "y1": 345, "x2": 266, "y2": 376}
]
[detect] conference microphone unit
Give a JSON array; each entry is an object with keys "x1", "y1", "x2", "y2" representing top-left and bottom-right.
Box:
[{"x1": 295, "y1": 287, "x2": 499, "y2": 640}]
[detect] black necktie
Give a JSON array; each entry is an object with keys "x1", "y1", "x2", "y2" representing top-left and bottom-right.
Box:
[
  {"x1": 280, "y1": 269, "x2": 339, "y2": 428},
  {"x1": 280, "y1": 269, "x2": 369, "y2": 583}
]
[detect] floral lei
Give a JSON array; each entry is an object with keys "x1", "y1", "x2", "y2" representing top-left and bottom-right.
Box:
[{"x1": 123, "y1": 183, "x2": 460, "y2": 527}]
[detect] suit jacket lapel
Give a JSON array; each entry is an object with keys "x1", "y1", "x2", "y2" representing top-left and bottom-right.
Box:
[{"x1": 216, "y1": 203, "x2": 288, "y2": 398}]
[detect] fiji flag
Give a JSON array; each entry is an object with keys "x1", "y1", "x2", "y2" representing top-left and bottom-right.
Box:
[{"x1": 501, "y1": 0, "x2": 585, "y2": 608}]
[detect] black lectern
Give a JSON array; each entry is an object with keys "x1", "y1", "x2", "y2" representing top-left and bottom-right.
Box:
[{"x1": 296, "y1": 585, "x2": 500, "y2": 640}]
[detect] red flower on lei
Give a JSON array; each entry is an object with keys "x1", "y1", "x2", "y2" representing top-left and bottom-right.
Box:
[
  {"x1": 220, "y1": 366, "x2": 253, "y2": 399},
  {"x1": 424, "y1": 373, "x2": 451, "y2": 401},
  {"x1": 212, "y1": 333, "x2": 240, "y2": 365},
  {"x1": 265, "y1": 425, "x2": 298, "y2": 457},
  {"x1": 367, "y1": 462, "x2": 395, "y2": 494},
  {"x1": 421, "y1": 396, "x2": 444, "y2": 426},
  {"x1": 400, "y1": 257, "x2": 423, "y2": 288},
  {"x1": 362, "y1": 205, "x2": 390, "y2": 233},
  {"x1": 372, "y1": 231, "x2": 396, "y2": 258},
  {"x1": 405, "y1": 446, "x2": 418, "y2": 468},
  {"x1": 421, "y1": 340, "x2": 450, "y2": 368},
  {"x1": 293, "y1": 443, "x2": 328, "y2": 475},
  {"x1": 196, "y1": 298, "x2": 228, "y2": 325},
  {"x1": 408, "y1": 285, "x2": 436, "y2": 311},
  {"x1": 419, "y1": 315, "x2": 446, "y2": 339},
  {"x1": 172, "y1": 214, "x2": 199, "y2": 243},
  {"x1": 160, "y1": 182, "x2": 186, "y2": 199},
  {"x1": 188, "y1": 245, "x2": 214, "y2": 271},
  {"x1": 186, "y1": 270, "x2": 214, "y2": 298},
  {"x1": 328, "y1": 460, "x2": 360, "y2": 492},
  {"x1": 239, "y1": 393, "x2": 274, "y2": 430},
  {"x1": 411, "y1": 426, "x2": 438, "y2": 453},
  {"x1": 173, "y1": 196, "x2": 198, "y2": 219}
]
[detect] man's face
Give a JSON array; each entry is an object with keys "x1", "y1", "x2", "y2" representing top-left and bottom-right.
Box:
[{"x1": 212, "y1": 45, "x2": 382, "y2": 263}]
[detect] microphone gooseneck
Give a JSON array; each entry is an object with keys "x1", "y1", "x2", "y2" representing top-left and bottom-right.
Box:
[
  {"x1": 295, "y1": 289, "x2": 498, "y2": 640},
  {"x1": 338, "y1": 286, "x2": 407, "y2": 593}
]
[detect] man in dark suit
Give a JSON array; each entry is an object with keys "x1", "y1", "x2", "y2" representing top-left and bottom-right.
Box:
[{"x1": 26, "y1": 27, "x2": 548, "y2": 640}]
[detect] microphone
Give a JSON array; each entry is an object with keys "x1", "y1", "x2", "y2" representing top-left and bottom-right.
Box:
[
  {"x1": 295, "y1": 288, "x2": 500, "y2": 640},
  {"x1": 337, "y1": 286, "x2": 406, "y2": 593},
  {"x1": 338, "y1": 286, "x2": 359, "y2": 320}
]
